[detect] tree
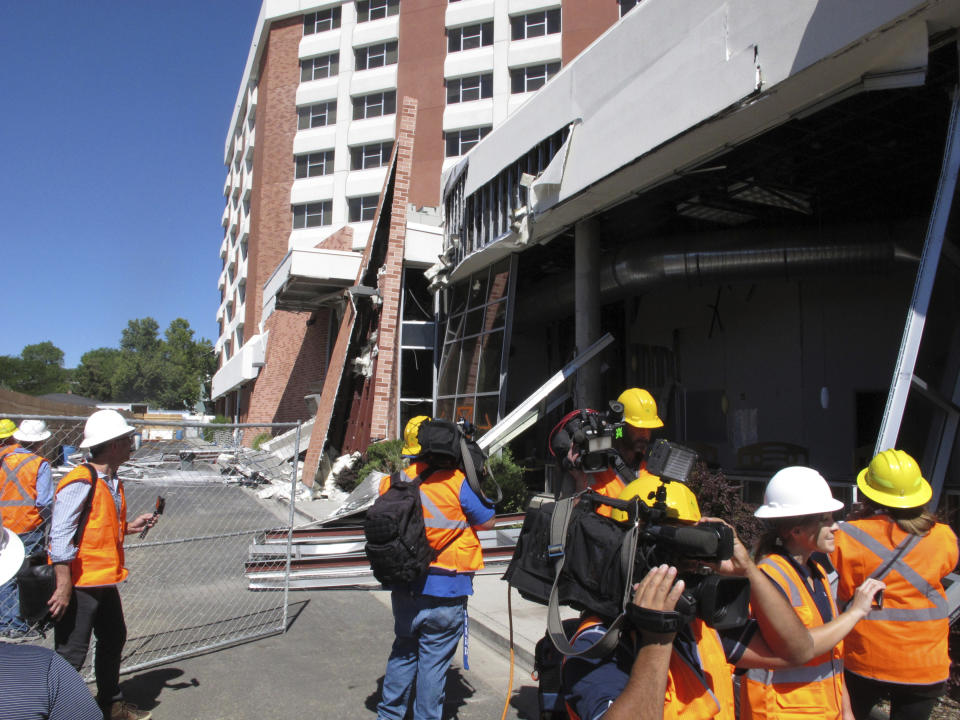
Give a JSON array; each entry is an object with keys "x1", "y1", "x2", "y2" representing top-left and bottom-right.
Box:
[
  {"x1": 74, "y1": 317, "x2": 215, "y2": 409},
  {"x1": 0, "y1": 342, "x2": 68, "y2": 396},
  {"x1": 73, "y1": 348, "x2": 122, "y2": 400}
]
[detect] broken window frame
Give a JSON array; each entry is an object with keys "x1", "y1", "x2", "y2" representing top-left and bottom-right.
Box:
[{"x1": 442, "y1": 125, "x2": 569, "y2": 267}]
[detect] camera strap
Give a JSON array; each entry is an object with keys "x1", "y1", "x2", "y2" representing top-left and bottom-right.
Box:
[
  {"x1": 460, "y1": 437, "x2": 501, "y2": 507},
  {"x1": 544, "y1": 494, "x2": 641, "y2": 659}
]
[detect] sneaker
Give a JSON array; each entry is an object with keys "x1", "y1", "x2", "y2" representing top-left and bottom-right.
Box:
[{"x1": 109, "y1": 701, "x2": 152, "y2": 720}]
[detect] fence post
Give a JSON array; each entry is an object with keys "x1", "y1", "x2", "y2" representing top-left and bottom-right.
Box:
[{"x1": 282, "y1": 421, "x2": 302, "y2": 632}]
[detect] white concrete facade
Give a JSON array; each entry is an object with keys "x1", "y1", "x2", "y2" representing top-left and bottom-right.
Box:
[{"x1": 213, "y1": 0, "x2": 594, "y2": 401}]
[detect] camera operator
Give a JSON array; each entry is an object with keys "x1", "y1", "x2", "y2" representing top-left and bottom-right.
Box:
[
  {"x1": 561, "y1": 479, "x2": 815, "y2": 720},
  {"x1": 563, "y1": 388, "x2": 663, "y2": 514}
]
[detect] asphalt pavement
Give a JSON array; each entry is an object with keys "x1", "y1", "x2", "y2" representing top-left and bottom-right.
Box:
[{"x1": 119, "y1": 588, "x2": 541, "y2": 720}]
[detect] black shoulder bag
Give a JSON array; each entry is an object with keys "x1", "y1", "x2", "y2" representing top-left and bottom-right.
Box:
[{"x1": 16, "y1": 463, "x2": 98, "y2": 629}]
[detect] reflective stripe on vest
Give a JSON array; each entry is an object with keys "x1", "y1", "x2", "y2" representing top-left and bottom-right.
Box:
[
  {"x1": 402, "y1": 463, "x2": 483, "y2": 573},
  {"x1": 757, "y1": 558, "x2": 802, "y2": 607},
  {"x1": 0, "y1": 452, "x2": 44, "y2": 533},
  {"x1": 743, "y1": 554, "x2": 844, "y2": 720},
  {"x1": 0, "y1": 453, "x2": 39, "y2": 507},
  {"x1": 839, "y1": 522, "x2": 948, "y2": 622},
  {"x1": 745, "y1": 657, "x2": 841, "y2": 686}
]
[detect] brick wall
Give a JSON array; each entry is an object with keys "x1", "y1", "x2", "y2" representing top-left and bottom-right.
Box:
[
  {"x1": 244, "y1": 16, "x2": 300, "y2": 336},
  {"x1": 368, "y1": 97, "x2": 417, "y2": 441}
]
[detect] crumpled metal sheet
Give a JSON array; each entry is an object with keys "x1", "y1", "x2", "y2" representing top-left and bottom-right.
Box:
[{"x1": 320, "y1": 471, "x2": 388, "y2": 523}]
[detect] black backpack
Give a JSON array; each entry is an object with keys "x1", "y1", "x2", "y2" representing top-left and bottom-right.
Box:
[{"x1": 364, "y1": 469, "x2": 459, "y2": 586}]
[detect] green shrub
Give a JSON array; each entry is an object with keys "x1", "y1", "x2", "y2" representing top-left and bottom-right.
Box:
[
  {"x1": 336, "y1": 438, "x2": 404, "y2": 493},
  {"x1": 486, "y1": 447, "x2": 529, "y2": 514},
  {"x1": 202, "y1": 415, "x2": 230, "y2": 443},
  {"x1": 251, "y1": 432, "x2": 272, "y2": 451}
]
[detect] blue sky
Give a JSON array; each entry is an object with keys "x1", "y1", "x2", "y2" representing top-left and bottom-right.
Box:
[{"x1": 0, "y1": 1, "x2": 262, "y2": 368}]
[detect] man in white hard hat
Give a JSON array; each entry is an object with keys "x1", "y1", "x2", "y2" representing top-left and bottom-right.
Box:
[
  {"x1": 0, "y1": 419, "x2": 54, "y2": 637},
  {"x1": 47, "y1": 410, "x2": 156, "y2": 720},
  {"x1": 0, "y1": 515, "x2": 102, "y2": 718}
]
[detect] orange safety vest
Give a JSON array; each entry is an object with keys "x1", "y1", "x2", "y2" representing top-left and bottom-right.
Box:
[
  {"x1": 55, "y1": 466, "x2": 129, "y2": 587},
  {"x1": 0, "y1": 450, "x2": 46, "y2": 533},
  {"x1": 564, "y1": 616, "x2": 736, "y2": 719},
  {"x1": 831, "y1": 516, "x2": 958, "y2": 685},
  {"x1": 588, "y1": 466, "x2": 658, "y2": 518},
  {"x1": 741, "y1": 553, "x2": 844, "y2": 719},
  {"x1": 378, "y1": 461, "x2": 484, "y2": 574}
]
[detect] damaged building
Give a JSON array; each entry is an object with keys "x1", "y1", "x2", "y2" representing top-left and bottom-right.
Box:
[
  {"x1": 211, "y1": 0, "x2": 631, "y2": 481},
  {"x1": 431, "y1": 0, "x2": 960, "y2": 507}
]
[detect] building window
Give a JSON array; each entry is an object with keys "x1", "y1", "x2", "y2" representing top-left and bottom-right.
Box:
[
  {"x1": 295, "y1": 150, "x2": 335, "y2": 178},
  {"x1": 510, "y1": 8, "x2": 561, "y2": 40},
  {"x1": 352, "y1": 91, "x2": 396, "y2": 120},
  {"x1": 510, "y1": 62, "x2": 561, "y2": 93},
  {"x1": 292, "y1": 200, "x2": 333, "y2": 228},
  {"x1": 355, "y1": 41, "x2": 398, "y2": 70},
  {"x1": 447, "y1": 22, "x2": 493, "y2": 52},
  {"x1": 298, "y1": 101, "x2": 337, "y2": 129},
  {"x1": 445, "y1": 126, "x2": 491, "y2": 157},
  {"x1": 356, "y1": 0, "x2": 399, "y2": 22},
  {"x1": 304, "y1": 7, "x2": 341, "y2": 34},
  {"x1": 348, "y1": 195, "x2": 380, "y2": 222},
  {"x1": 447, "y1": 74, "x2": 492, "y2": 103},
  {"x1": 350, "y1": 142, "x2": 394, "y2": 170},
  {"x1": 301, "y1": 53, "x2": 340, "y2": 82}
]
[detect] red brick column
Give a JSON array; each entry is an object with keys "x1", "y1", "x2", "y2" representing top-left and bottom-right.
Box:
[{"x1": 368, "y1": 97, "x2": 417, "y2": 441}]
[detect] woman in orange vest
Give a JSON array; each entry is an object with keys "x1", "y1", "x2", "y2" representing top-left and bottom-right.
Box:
[
  {"x1": 831, "y1": 449, "x2": 958, "y2": 720},
  {"x1": 743, "y1": 466, "x2": 885, "y2": 719}
]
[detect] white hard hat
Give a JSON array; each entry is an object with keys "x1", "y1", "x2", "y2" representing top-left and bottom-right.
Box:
[
  {"x1": 13, "y1": 419, "x2": 51, "y2": 443},
  {"x1": 79, "y1": 410, "x2": 136, "y2": 449},
  {"x1": 0, "y1": 520, "x2": 25, "y2": 586},
  {"x1": 754, "y1": 466, "x2": 844, "y2": 519}
]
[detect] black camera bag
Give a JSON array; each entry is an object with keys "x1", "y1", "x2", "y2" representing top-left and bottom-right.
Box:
[{"x1": 504, "y1": 491, "x2": 639, "y2": 659}]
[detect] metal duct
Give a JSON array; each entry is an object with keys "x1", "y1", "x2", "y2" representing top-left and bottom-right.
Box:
[{"x1": 518, "y1": 242, "x2": 919, "y2": 322}]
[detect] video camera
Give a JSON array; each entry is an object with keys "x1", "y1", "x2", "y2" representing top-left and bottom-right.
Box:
[
  {"x1": 505, "y1": 436, "x2": 750, "y2": 647},
  {"x1": 548, "y1": 401, "x2": 626, "y2": 473},
  {"x1": 631, "y1": 439, "x2": 750, "y2": 630}
]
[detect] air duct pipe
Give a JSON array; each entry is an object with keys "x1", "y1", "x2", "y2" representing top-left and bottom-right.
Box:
[{"x1": 518, "y1": 241, "x2": 919, "y2": 322}]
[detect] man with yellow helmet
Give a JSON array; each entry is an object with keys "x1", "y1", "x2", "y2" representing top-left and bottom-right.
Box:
[
  {"x1": 564, "y1": 388, "x2": 664, "y2": 516},
  {"x1": 562, "y1": 476, "x2": 819, "y2": 720}
]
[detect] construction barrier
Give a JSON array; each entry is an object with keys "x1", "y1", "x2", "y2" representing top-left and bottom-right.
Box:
[{"x1": 0, "y1": 415, "x2": 304, "y2": 676}]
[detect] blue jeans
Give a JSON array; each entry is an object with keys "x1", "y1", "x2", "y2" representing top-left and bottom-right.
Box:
[
  {"x1": 377, "y1": 591, "x2": 466, "y2": 720},
  {"x1": 0, "y1": 527, "x2": 45, "y2": 634}
]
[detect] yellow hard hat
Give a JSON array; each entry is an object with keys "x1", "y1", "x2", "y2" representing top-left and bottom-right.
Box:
[
  {"x1": 857, "y1": 449, "x2": 932, "y2": 509},
  {"x1": 0, "y1": 419, "x2": 17, "y2": 440},
  {"x1": 617, "y1": 388, "x2": 664, "y2": 429},
  {"x1": 401, "y1": 415, "x2": 431, "y2": 456},
  {"x1": 611, "y1": 475, "x2": 701, "y2": 523}
]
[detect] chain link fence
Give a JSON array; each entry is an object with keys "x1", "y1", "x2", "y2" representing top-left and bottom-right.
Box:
[{"x1": 0, "y1": 414, "x2": 304, "y2": 675}]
